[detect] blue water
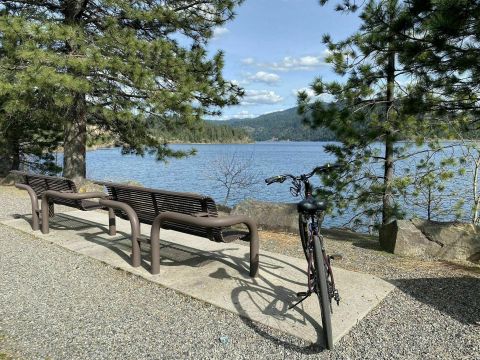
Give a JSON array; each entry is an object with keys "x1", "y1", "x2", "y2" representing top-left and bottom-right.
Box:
[
  {"x1": 52, "y1": 141, "x2": 472, "y2": 229},
  {"x1": 84, "y1": 142, "x2": 336, "y2": 205}
]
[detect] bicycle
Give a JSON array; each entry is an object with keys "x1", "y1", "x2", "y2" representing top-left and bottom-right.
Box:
[{"x1": 265, "y1": 164, "x2": 341, "y2": 350}]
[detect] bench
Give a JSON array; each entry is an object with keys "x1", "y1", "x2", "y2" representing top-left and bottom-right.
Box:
[
  {"x1": 95, "y1": 181, "x2": 259, "y2": 277},
  {"x1": 10, "y1": 171, "x2": 108, "y2": 234}
]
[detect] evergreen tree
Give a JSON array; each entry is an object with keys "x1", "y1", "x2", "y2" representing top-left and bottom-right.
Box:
[
  {"x1": 0, "y1": 1, "x2": 243, "y2": 181},
  {"x1": 0, "y1": 29, "x2": 64, "y2": 175},
  {"x1": 399, "y1": 0, "x2": 480, "y2": 131},
  {"x1": 299, "y1": 0, "x2": 446, "y2": 228}
]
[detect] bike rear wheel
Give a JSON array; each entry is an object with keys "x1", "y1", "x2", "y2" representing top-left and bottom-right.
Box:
[{"x1": 313, "y1": 235, "x2": 333, "y2": 350}]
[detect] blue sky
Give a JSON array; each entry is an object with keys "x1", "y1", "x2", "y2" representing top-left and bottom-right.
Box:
[{"x1": 207, "y1": 0, "x2": 361, "y2": 120}]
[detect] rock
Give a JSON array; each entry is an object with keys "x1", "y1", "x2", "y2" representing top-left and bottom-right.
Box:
[
  {"x1": 379, "y1": 220, "x2": 442, "y2": 258},
  {"x1": 380, "y1": 219, "x2": 480, "y2": 262},
  {"x1": 232, "y1": 199, "x2": 298, "y2": 233},
  {"x1": 411, "y1": 219, "x2": 480, "y2": 262}
]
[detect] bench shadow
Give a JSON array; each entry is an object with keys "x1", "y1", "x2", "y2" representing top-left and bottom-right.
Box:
[
  {"x1": 16, "y1": 212, "x2": 332, "y2": 352},
  {"x1": 393, "y1": 276, "x2": 480, "y2": 325},
  {"x1": 13, "y1": 213, "x2": 136, "y2": 269}
]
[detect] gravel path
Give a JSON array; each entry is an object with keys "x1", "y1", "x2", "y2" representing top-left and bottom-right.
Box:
[{"x1": 0, "y1": 185, "x2": 479, "y2": 359}]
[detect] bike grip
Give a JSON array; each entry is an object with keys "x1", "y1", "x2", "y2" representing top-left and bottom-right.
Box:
[
  {"x1": 265, "y1": 176, "x2": 278, "y2": 185},
  {"x1": 265, "y1": 175, "x2": 284, "y2": 185}
]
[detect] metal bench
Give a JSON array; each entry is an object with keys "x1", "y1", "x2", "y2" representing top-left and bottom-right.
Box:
[
  {"x1": 95, "y1": 181, "x2": 259, "y2": 277},
  {"x1": 10, "y1": 171, "x2": 107, "y2": 234}
]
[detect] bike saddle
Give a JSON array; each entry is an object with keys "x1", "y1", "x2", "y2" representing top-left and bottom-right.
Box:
[{"x1": 297, "y1": 198, "x2": 327, "y2": 214}]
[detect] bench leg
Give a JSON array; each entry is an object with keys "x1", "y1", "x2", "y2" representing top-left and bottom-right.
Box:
[
  {"x1": 32, "y1": 209, "x2": 40, "y2": 231},
  {"x1": 245, "y1": 221, "x2": 259, "y2": 278},
  {"x1": 99, "y1": 199, "x2": 141, "y2": 268},
  {"x1": 41, "y1": 196, "x2": 50, "y2": 234},
  {"x1": 108, "y1": 208, "x2": 116, "y2": 236},
  {"x1": 150, "y1": 217, "x2": 161, "y2": 275},
  {"x1": 131, "y1": 224, "x2": 141, "y2": 268}
]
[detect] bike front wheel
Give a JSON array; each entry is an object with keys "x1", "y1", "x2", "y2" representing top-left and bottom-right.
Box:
[{"x1": 313, "y1": 235, "x2": 333, "y2": 350}]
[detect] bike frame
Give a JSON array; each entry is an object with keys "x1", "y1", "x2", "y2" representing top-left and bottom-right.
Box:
[{"x1": 299, "y1": 178, "x2": 336, "y2": 301}]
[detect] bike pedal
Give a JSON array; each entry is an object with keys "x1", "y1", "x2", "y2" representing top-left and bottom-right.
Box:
[
  {"x1": 329, "y1": 254, "x2": 343, "y2": 260},
  {"x1": 296, "y1": 292, "x2": 308, "y2": 297}
]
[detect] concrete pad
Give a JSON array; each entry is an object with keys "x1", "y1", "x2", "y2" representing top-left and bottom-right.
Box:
[{"x1": 1, "y1": 211, "x2": 394, "y2": 347}]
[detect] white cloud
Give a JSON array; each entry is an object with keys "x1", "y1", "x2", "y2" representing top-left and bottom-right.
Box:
[
  {"x1": 242, "y1": 90, "x2": 284, "y2": 105},
  {"x1": 213, "y1": 111, "x2": 257, "y2": 121},
  {"x1": 212, "y1": 27, "x2": 229, "y2": 39},
  {"x1": 228, "y1": 111, "x2": 257, "y2": 119},
  {"x1": 247, "y1": 71, "x2": 280, "y2": 85},
  {"x1": 268, "y1": 55, "x2": 326, "y2": 71},
  {"x1": 243, "y1": 51, "x2": 330, "y2": 71},
  {"x1": 241, "y1": 57, "x2": 255, "y2": 65},
  {"x1": 292, "y1": 87, "x2": 316, "y2": 98},
  {"x1": 292, "y1": 87, "x2": 334, "y2": 102}
]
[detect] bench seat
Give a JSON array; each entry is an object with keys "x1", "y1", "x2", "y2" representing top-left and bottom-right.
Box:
[
  {"x1": 95, "y1": 181, "x2": 259, "y2": 277},
  {"x1": 11, "y1": 171, "x2": 107, "y2": 232}
]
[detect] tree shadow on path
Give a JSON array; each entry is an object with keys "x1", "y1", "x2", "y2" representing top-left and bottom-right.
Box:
[{"x1": 393, "y1": 276, "x2": 480, "y2": 325}]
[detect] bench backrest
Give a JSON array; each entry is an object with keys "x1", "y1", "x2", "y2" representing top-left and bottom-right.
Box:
[
  {"x1": 10, "y1": 170, "x2": 83, "y2": 208},
  {"x1": 96, "y1": 181, "x2": 223, "y2": 242}
]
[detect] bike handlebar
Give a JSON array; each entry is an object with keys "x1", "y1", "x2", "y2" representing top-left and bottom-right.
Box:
[{"x1": 264, "y1": 164, "x2": 340, "y2": 186}]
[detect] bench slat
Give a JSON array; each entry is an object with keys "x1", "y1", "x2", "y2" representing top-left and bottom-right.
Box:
[{"x1": 96, "y1": 181, "x2": 225, "y2": 242}]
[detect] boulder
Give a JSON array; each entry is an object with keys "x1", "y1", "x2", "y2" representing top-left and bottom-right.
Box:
[
  {"x1": 380, "y1": 219, "x2": 480, "y2": 262},
  {"x1": 232, "y1": 199, "x2": 298, "y2": 233},
  {"x1": 379, "y1": 220, "x2": 442, "y2": 258},
  {"x1": 411, "y1": 219, "x2": 480, "y2": 262}
]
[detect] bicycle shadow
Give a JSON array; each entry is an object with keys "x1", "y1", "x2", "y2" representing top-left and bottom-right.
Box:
[{"x1": 218, "y1": 253, "x2": 332, "y2": 353}]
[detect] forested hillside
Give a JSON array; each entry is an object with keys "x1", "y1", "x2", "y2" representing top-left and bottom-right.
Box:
[
  {"x1": 151, "y1": 121, "x2": 251, "y2": 143},
  {"x1": 220, "y1": 107, "x2": 335, "y2": 141}
]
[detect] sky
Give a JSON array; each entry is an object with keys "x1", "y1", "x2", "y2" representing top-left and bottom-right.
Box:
[{"x1": 206, "y1": 0, "x2": 361, "y2": 120}]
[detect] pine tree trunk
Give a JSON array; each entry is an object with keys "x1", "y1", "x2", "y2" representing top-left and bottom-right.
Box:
[
  {"x1": 61, "y1": 1, "x2": 88, "y2": 182},
  {"x1": 11, "y1": 140, "x2": 20, "y2": 171},
  {"x1": 0, "y1": 135, "x2": 20, "y2": 175},
  {"x1": 382, "y1": 21, "x2": 396, "y2": 225},
  {"x1": 63, "y1": 93, "x2": 87, "y2": 182}
]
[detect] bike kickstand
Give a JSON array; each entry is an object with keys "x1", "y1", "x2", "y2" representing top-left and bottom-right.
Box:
[{"x1": 289, "y1": 292, "x2": 311, "y2": 310}]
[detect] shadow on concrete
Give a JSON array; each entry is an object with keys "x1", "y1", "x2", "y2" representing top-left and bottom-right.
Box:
[
  {"x1": 15, "y1": 213, "x2": 137, "y2": 269},
  {"x1": 13, "y1": 212, "x2": 337, "y2": 351},
  {"x1": 393, "y1": 276, "x2": 480, "y2": 325},
  {"x1": 228, "y1": 266, "x2": 328, "y2": 353}
]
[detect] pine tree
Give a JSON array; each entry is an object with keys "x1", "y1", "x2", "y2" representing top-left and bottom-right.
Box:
[
  {"x1": 0, "y1": 1, "x2": 243, "y2": 181},
  {"x1": 399, "y1": 0, "x2": 480, "y2": 130},
  {"x1": 299, "y1": 0, "x2": 448, "y2": 228},
  {"x1": 0, "y1": 23, "x2": 64, "y2": 175}
]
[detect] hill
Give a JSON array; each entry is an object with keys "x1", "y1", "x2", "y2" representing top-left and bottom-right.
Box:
[{"x1": 214, "y1": 107, "x2": 335, "y2": 141}]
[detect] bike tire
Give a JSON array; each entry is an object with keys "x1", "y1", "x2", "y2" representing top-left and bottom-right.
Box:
[{"x1": 313, "y1": 235, "x2": 334, "y2": 350}]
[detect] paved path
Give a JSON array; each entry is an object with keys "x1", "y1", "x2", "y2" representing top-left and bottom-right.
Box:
[
  {"x1": 1, "y1": 211, "x2": 394, "y2": 347},
  {"x1": 0, "y1": 185, "x2": 479, "y2": 359}
]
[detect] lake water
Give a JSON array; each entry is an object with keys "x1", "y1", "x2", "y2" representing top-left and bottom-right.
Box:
[
  {"x1": 54, "y1": 141, "x2": 472, "y2": 229},
  {"x1": 85, "y1": 141, "x2": 336, "y2": 204}
]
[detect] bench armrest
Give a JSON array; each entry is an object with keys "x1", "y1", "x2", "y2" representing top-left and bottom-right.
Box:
[
  {"x1": 191, "y1": 212, "x2": 210, "y2": 218},
  {"x1": 150, "y1": 211, "x2": 259, "y2": 277},
  {"x1": 15, "y1": 183, "x2": 38, "y2": 202},
  {"x1": 15, "y1": 183, "x2": 41, "y2": 230},
  {"x1": 42, "y1": 190, "x2": 107, "y2": 200}
]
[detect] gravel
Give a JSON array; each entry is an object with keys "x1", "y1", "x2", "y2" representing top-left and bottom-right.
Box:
[{"x1": 0, "y1": 185, "x2": 479, "y2": 359}]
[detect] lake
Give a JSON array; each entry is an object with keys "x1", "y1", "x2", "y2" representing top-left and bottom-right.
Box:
[
  {"x1": 84, "y1": 141, "x2": 335, "y2": 203},
  {"x1": 53, "y1": 141, "x2": 472, "y2": 229}
]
